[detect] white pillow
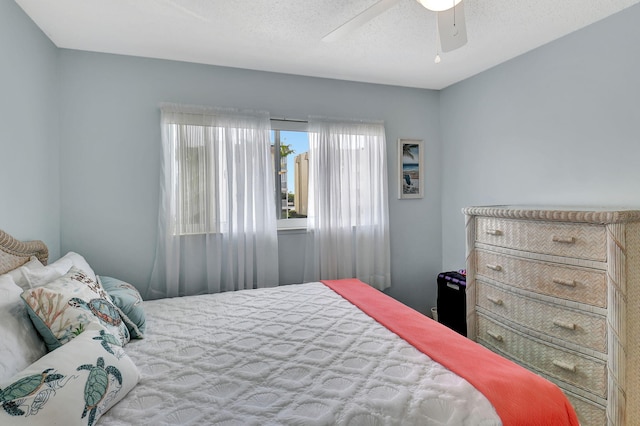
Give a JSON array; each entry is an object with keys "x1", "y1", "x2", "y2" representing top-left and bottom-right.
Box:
[
  {"x1": 21, "y1": 257, "x2": 73, "y2": 289},
  {"x1": 0, "y1": 323, "x2": 140, "y2": 425},
  {"x1": 19, "y1": 251, "x2": 96, "y2": 289},
  {"x1": 5, "y1": 256, "x2": 44, "y2": 291},
  {"x1": 56, "y1": 251, "x2": 97, "y2": 281},
  {"x1": 0, "y1": 274, "x2": 47, "y2": 382}
]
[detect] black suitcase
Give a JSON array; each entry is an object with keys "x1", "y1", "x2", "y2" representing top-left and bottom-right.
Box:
[{"x1": 437, "y1": 271, "x2": 467, "y2": 336}]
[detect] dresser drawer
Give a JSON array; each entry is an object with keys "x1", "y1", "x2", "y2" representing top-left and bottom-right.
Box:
[
  {"x1": 476, "y1": 281, "x2": 607, "y2": 353},
  {"x1": 475, "y1": 250, "x2": 607, "y2": 308},
  {"x1": 564, "y1": 391, "x2": 606, "y2": 426},
  {"x1": 476, "y1": 218, "x2": 606, "y2": 261},
  {"x1": 477, "y1": 315, "x2": 607, "y2": 398}
]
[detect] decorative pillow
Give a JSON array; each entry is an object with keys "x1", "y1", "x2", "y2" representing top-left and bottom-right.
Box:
[
  {"x1": 98, "y1": 276, "x2": 146, "y2": 339},
  {"x1": 21, "y1": 267, "x2": 130, "y2": 351},
  {"x1": 0, "y1": 275, "x2": 47, "y2": 382},
  {"x1": 6, "y1": 256, "x2": 44, "y2": 291},
  {"x1": 0, "y1": 323, "x2": 140, "y2": 426}
]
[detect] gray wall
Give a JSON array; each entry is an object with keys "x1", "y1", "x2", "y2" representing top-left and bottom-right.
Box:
[
  {"x1": 440, "y1": 4, "x2": 640, "y2": 270},
  {"x1": 57, "y1": 51, "x2": 442, "y2": 313},
  {"x1": 0, "y1": 1, "x2": 60, "y2": 260}
]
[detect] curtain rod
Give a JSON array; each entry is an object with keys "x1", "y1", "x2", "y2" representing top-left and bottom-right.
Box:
[{"x1": 270, "y1": 117, "x2": 308, "y2": 123}]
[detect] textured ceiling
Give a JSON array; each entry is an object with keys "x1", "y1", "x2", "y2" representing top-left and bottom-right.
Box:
[{"x1": 16, "y1": 0, "x2": 640, "y2": 89}]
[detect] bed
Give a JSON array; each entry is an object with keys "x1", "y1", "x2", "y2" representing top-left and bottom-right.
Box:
[{"x1": 0, "y1": 229, "x2": 579, "y2": 425}]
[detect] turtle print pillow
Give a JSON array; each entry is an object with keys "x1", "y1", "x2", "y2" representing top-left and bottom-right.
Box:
[
  {"x1": 21, "y1": 267, "x2": 130, "y2": 351},
  {"x1": 0, "y1": 322, "x2": 140, "y2": 426},
  {"x1": 98, "y1": 276, "x2": 146, "y2": 339}
]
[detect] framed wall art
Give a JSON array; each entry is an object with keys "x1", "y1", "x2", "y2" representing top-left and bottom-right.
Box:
[{"x1": 398, "y1": 139, "x2": 423, "y2": 199}]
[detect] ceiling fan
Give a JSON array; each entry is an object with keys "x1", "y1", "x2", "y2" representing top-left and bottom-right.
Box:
[{"x1": 323, "y1": 0, "x2": 467, "y2": 53}]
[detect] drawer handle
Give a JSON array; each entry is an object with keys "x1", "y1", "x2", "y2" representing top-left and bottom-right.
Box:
[
  {"x1": 486, "y1": 229, "x2": 502, "y2": 236},
  {"x1": 553, "y1": 278, "x2": 577, "y2": 287},
  {"x1": 553, "y1": 319, "x2": 576, "y2": 330},
  {"x1": 552, "y1": 360, "x2": 577, "y2": 373},
  {"x1": 552, "y1": 236, "x2": 575, "y2": 244},
  {"x1": 487, "y1": 330, "x2": 503, "y2": 342},
  {"x1": 486, "y1": 264, "x2": 502, "y2": 272},
  {"x1": 487, "y1": 296, "x2": 504, "y2": 306}
]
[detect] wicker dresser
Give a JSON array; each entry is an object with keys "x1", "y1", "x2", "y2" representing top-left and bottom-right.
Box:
[{"x1": 463, "y1": 206, "x2": 640, "y2": 426}]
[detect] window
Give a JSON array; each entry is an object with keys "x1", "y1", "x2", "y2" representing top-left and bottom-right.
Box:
[
  {"x1": 154, "y1": 105, "x2": 279, "y2": 297},
  {"x1": 270, "y1": 119, "x2": 309, "y2": 230},
  {"x1": 162, "y1": 106, "x2": 274, "y2": 237},
  {"x1": 302, "y1": 117, "x2": 390, "y2": 290}
]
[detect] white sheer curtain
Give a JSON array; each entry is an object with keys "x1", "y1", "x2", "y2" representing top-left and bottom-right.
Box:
[
  {"x1": 303, "y1": 117, "x2": 391, "y2": 290},
  {"x1": 148, "y1": 104, "x2": 278, "y2": 299}
]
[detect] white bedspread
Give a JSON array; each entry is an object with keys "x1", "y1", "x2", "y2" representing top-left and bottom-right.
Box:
[{"x1": 100, "y1": 282, "x2": 501, "y2": 425}]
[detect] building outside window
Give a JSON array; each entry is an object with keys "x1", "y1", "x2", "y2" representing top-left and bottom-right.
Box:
[{"x1": 270, "y1": 120, "x2": 309, "y2": 229}]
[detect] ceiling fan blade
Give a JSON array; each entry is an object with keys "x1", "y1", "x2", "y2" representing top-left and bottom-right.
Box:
[
  {"x1": 161, "y1": 0, "x2": 209, "y2": 22},
  {"x1": 322, "y1": 0, "x2": 403, "y2": 42},
  {"x1": 438, "y1": 0, "x2": 467, "y2": 52}
]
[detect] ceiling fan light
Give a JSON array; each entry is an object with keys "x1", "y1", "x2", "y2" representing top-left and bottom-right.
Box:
[{"x1": 417, "y1": 0, "x2": 462, "y2": 12}]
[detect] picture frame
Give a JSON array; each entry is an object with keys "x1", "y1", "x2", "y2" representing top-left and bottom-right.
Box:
[{"x1": 398, "y1": 139, "x2": 424, "y2": 199}]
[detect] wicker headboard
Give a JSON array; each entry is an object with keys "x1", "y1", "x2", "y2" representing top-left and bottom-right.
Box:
[{"x1": 0, "y1": 229, "x2": 49, "y2": 275}]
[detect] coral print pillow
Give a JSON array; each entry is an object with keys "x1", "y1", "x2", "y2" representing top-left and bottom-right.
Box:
[
  {"x1": 21, "y1": 267, "x2": 130, "y2": 351},
  {"x1": 0, "y1": 323, "x2": 140, "y2": 426}
]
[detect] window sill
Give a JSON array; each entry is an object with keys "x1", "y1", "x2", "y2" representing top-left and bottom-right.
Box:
[
  {"x1": 277, "y1": 227, "x2": 307, "y2": 235},
  {"x1": 277, "y1": 217, "x2": 307, "y2": 231}
]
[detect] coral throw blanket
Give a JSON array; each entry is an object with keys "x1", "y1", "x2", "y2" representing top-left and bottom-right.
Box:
[{"x1": 322, "y1": 279, "x2": 579, "y2": 426}]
